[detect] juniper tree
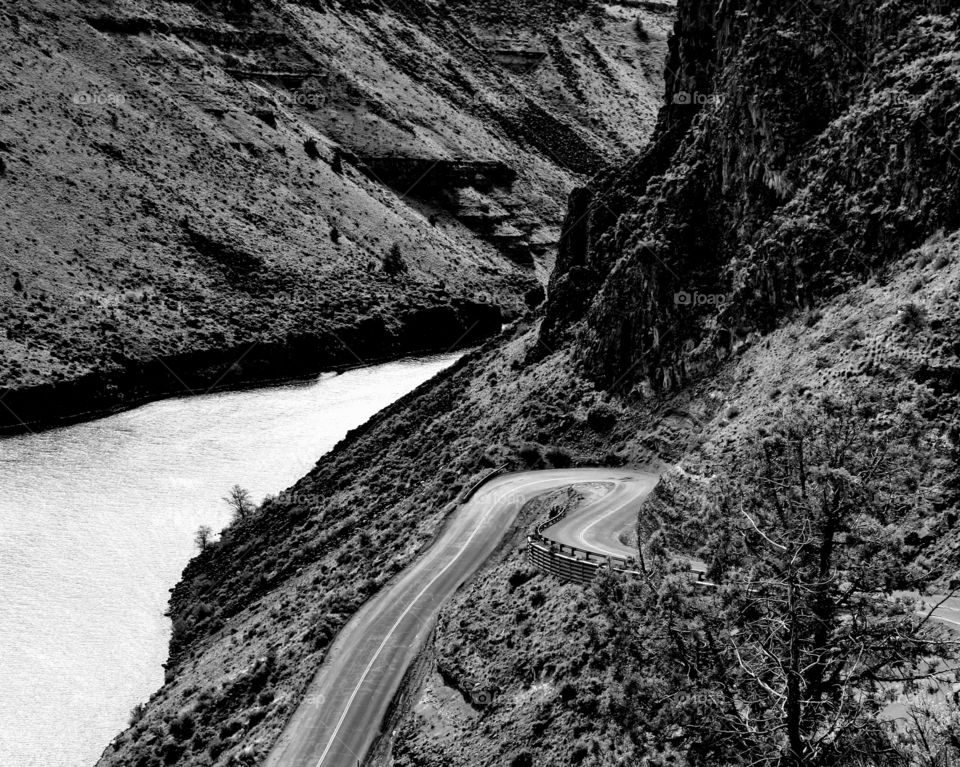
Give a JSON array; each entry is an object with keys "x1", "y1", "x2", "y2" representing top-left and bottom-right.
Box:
[
  {"x1": 686, "y1": 396, "x2": 957, "y2": 766},
  {"x1": 384, "y1": 242, "x2": 406, "y2": 277},
  {"x1": 194, "y1": 525, "x2": 213, "y2": 551},
  {"x1": 606, "y1": 394, "x2": 958, "y2": 767}
]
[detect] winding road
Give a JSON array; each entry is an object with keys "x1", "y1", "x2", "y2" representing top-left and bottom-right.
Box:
[
  {"x1": 263, "y1": 468, "x2": 660, "y2": 767},
  {"x1": 541, "y1": 473, "x2": 655, "y2": 560},
  {"x1": 264, "y1": 467, "x2": 960, "y2": 767}
]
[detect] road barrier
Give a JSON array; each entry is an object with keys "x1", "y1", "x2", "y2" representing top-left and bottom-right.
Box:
[
  {"x1": 526, "y1": 500, "x2": 641, "y2": 583},
  {"x1": 526, "y1": 498, "x2": 710, "y2": 585},
  {"x1": 526, "y1": 494, "x2": 639, "y2": 583},
  {"x1": 462, "y1": 463, "x2": 510, "y2": 501},
  {"x1": 526, "y1": 537, "x2": 642, "y2": 584},
  {"x1": 533, "y1": 501, "x2": 568, "y2": 537}
]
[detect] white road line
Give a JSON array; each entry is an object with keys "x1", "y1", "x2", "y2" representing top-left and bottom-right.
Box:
[{"x1": 313, "y1": 476, "x2": 558, "y2": 766}]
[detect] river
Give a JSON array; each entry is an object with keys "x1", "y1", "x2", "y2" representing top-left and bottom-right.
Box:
[{"x1": 0, "y1": 353, "x2": 460, "y2": 767}]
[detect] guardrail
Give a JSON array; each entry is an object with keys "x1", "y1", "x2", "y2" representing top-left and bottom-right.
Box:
[
  {"x1": 527, "y1": 500, "x2": 640, "y2": 583},
  {"x1": 533, "y1": 501, "x2": 568, "y2": 537},
  {"x1": 527, "y1": 501, "x2": 710, "y2": 585},
  {"x1": 526, "y1": 537, "x2": 642, "y2": 584},
  {"x1": 527, "y1": 535, "x2": 713, "y2": 586},
  {"x1": 462, "y1": 463, "x2": 510, "y2": 502}
]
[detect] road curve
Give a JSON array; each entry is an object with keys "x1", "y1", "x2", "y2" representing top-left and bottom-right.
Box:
[
  {"x1": 541, "y1": 474, "x2": 656, "y2": 560},
  {"x1": 263, "y1": 468, "x2": 658, "y2": 767}
]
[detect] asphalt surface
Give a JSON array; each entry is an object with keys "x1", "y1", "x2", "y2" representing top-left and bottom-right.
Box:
[
  {"x1": 925, "y1": 596, "x2": 960, "y2": 627},
  {"x1": 262, "y1": 469, "x2": 659, "y2": 767},
  {"x1": 541, "y1": 474, "x2": 656, "y2": 561}
]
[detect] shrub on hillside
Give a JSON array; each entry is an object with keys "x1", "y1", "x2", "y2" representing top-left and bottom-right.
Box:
[
  {"x1": 586, "y1": 403, "x2": 617, "y2": 432},
  {"x1": 518, "y1": 443, "x2": 542, "y2": 467},
  {"x1": 634, "y1": 16, "x2": 648, "y2": 40},
  {"x1": 900, "y1": 302, "x2": 927, "y2": 329},
  {"x1": 383, "y1": 243, "x2": 407, "y2": 277},
  {"x1": 545, "y1": 447, "x2": 572, "y2": 467}
]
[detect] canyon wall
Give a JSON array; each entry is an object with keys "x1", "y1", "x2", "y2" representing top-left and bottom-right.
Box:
[{"x1": 541, "y1": 0, "x2": 960, "y2": 392}]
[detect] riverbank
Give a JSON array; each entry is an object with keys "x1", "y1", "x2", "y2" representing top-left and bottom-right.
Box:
[
  {"x1": 0, "y1": 299, "x2": 501, "y2": 435},
  {"x1": 98, "y1": 228, "x2": 960, "y2": 766}
]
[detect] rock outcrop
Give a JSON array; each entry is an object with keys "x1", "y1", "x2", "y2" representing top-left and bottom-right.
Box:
[{"x1": 540, "y1": 0, "x2": 960, "y2": 393}]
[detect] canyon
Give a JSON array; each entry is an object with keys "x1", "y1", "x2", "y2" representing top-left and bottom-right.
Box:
[{"x1": 4, "y1": 0, "x2": 960, "y2": 766}]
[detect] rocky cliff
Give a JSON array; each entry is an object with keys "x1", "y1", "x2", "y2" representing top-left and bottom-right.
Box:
[{"x1": 540, "y1": 0, "x2": 960, "y2": 392}]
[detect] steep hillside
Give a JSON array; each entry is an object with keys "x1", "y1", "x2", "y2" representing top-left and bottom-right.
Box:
[
  {"x1": 89, "y1": 0, "x2": 960, "y2": 765},
  {"x1": 391, "y1": 232, "x2": 960, "y2": 767},
  {"x1": 0, "y1": 0, "x2": 672, "y2": 431},
  {"x1": 93, "y1": 323, "x2": 658, "y2": 767},
  {"x1": 97, "y1": 230, "x2": 960, "y2": 767},
  {"x1": 387, "y1": 1, "x2": 960, "y2": 763}
]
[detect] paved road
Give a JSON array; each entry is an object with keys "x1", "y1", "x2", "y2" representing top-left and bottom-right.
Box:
[
  {"x1": 263, "y1": 467, "x2": 959, "y2": 767},
  {"x1": 539, "y1": 473, "x2": 712, "y2": 575},
  {"x1": 923, "y1": 595, "x2": 960, "y2": 627},
  {"x1": 900, "y1": 592, "x2": 960, "y2": 631},
  {"x1": 541, "y1": 474, "x2": 653, "y2": 559},
  {"x1": 263, "y1": 469, "x2": 659, "y2": 767}
]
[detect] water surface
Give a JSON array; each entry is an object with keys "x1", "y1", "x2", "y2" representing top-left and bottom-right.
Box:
[{"x1": 0, "y1": 353, "x2": 459, "y2": 767}]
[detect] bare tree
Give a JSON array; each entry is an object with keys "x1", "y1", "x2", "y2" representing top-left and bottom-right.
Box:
[
  {"x1": 901, "y1": 700, "x2": 960, "y2": 766},
  {"x1": 224, "y1": 484, "x2": 255, "y2": 523},
  {"x1": 194, "y1": 525, "x2": 213, "y2": 551},
  {"x1": 588, "y1": 393, "x2": 960, "y2": 767}
]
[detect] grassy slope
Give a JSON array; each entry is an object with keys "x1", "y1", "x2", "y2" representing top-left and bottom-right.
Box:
[
  {"x1": 94, "y1": 241, "x2": 960, "y2": 766},
  {"x1": 384, "y1": 3, "x2": 960, "y2": 762},
  {"x1": 102, "y1": 227, "x2": 957, "y2": 766},
  {"x1": 95, "y1": 325, "x2": 664, "y2": 767},
  {"x1": 0, "y1": 0, "x2": 669, "y2": 425}
]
